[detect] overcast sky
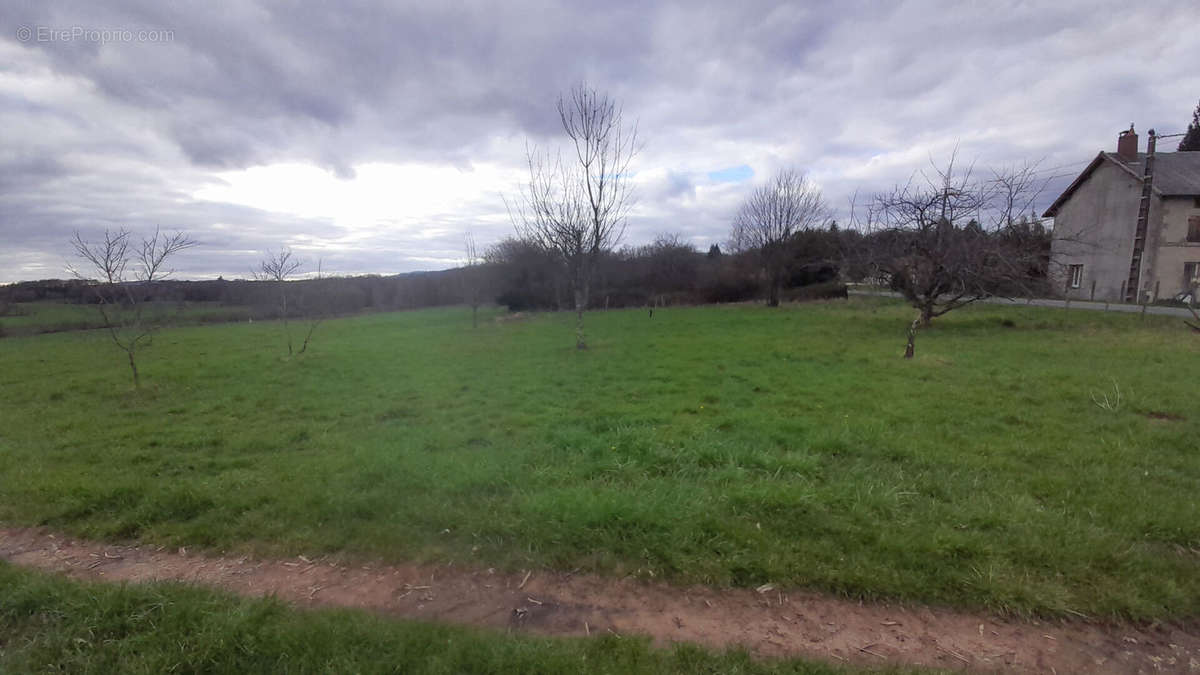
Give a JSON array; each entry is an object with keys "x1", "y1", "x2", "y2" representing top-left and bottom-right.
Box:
[{"x1": 2, "y1": 1, "x2": 1198, "y2": 283}]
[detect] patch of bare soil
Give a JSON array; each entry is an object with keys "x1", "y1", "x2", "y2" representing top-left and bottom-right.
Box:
[{"x1": 2, "y1": 527, "x2": 1197, "y2": 673}]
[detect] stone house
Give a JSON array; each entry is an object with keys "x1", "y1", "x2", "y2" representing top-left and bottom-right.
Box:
[{"x1": 1045, "y1": 126, "x2": 1200, "y2": 303}]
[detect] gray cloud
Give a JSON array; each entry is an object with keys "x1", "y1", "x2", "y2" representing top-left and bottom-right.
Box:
[{"x1": 1, "y1": 0, "x2": 1199, "y2": 282}]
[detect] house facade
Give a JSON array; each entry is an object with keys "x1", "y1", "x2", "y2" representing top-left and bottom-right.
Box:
[{"x1": 1045, "y1": 126, "x2": 1200, "y2": 303}]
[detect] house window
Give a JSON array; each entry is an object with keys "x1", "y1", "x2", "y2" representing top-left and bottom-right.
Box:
[
  {"x1": 1189, "y1": 216, "x2": 1200, "y2": 243},
  {"x1": 1068, "y1": 264, "x2": 1083, "y2": 289},
  {"x1": 1186, "y1": 262, "x2": 1200, "y2": 290}
]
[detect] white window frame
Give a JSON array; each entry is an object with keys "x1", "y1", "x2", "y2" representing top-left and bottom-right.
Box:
[{"x1": 1068, "y1": 264, "x2": 1083, "y2": 289}]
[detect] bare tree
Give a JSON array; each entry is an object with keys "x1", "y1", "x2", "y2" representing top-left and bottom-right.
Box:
[
  {"x1": 462, "y1": 232, "x2": 484, "y2": 328},
  {"x1": 859, "y1": 155, "x2": 1051, "y2": 358},
  {"x1": 70, "y1": 227, "x2": 196, "y2": 387},
  {"x1": 255, "y1": 247, "x2": 323, "y2": 355},
  {"x1": 729, "y1": 168, "x2": 829, "y2": 307},
  {"x1": 255, "y1": 247, "x2": 303, "y2": 355},
  {"x1": 507, "y1": 83, "x2": 638, "y2": 349}
]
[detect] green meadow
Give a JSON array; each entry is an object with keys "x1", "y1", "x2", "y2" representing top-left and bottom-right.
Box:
[{"x1": 1, "y1": 298, "x2": 1197, "y2": 620}]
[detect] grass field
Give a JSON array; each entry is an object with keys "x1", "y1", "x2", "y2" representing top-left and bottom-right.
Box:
[
  {"x1": 0, "y1": 562, "x2": 883, "y2": 674},
  {"x1": 1, "y1": 298, "x2": 1197, "y2": 621},
  {"x1": 0, "y1": 301, "x2": 254, "y2": 337}
]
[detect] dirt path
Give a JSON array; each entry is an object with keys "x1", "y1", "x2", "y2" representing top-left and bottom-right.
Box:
[{"x1": 2, "y1": 527, "x2": 1197, "y2": 673}]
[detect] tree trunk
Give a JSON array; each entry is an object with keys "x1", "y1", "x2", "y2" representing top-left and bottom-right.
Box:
[
  {"x1": 281, "y1": 286, "x2": 293, "y2": 356},
  {"x1": 127, "y1": 350, "x2": 140, "y2": 388},
  {"x1": 298, "y1": 320, "x2": 319, "y2": 354},
  {"x1": 767, "y1": 270, "x2": 781, "y2": 307},
  {"x1": 904, "y1": 316, "x2": 921, "y2": 359},
  {"x1": 472, "y1": 304, "x2": 478, "y2": 329},
  {"x1": 920, "y1": 305, "x2": 934, "y2": 326},
  {"x1": 574, "y1": 288, "x2": 586, "y2": 350}
]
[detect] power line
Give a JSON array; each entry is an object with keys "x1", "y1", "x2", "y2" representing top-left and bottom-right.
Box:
[{"x1": 1027, "y1": 160, "x2": 1090, "y2": 177}]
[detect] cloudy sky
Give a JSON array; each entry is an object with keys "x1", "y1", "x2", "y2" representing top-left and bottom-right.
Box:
[{"x1": 1, "y1": 1, "x2": 1198, "y2": 282}]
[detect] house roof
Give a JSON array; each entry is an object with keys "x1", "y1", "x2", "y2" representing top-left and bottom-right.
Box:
[{"x1": 1042, "y1": 151, "x2": 1200, "y2": 217}]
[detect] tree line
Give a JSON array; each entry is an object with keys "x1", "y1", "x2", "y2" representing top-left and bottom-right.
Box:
[{"x1": 3, "y1": 268, "x2": 467, "y2": 314}]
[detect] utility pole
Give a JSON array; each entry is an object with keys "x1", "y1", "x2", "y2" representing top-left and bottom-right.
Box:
[{"x1": 1123, "y1": 129, "x2": 1157, "y2": 303}]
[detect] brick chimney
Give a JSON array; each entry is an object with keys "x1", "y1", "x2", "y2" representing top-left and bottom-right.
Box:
[{"x1": 1117, "y1": 124, "x2": 1139, "y2": 161}]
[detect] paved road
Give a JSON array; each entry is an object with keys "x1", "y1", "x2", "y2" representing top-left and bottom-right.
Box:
[{"x1": 848, "y1": 290, "x2": 1200, "y2": 319}]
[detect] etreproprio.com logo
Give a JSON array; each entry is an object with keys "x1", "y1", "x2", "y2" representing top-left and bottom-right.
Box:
[{"x1": 16, "y1": 25, "x2": 174, "y2": 44}]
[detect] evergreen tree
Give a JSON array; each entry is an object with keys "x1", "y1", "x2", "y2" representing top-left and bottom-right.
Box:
[{"x1": 1179, "y1": 98, "x2": 1200, "y2": 151}]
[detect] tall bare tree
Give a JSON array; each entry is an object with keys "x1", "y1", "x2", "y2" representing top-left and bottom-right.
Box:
[
  {"x1": 729, "y1": 168, "x2": 829, "y2": 306},
  {"x1": 858, "y1": 155, "x2": 1051, "y2": 358},
  {"x1": 70, "y1": 227, "x2": 196, "y2": 387},
  {"x1": 507, "y1": 83, "x2": 638, "y2": 349},
  {"x1": 461, "y1": 232, "x2": 484, "y2": 328}
]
